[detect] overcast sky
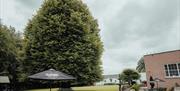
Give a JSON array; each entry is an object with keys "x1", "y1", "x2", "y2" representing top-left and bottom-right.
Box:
[{"x1": 0, "y1": 0, "x2": 180, "y2": 74}]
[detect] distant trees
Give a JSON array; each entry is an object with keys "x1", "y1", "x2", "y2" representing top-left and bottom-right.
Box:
[
  {"x1": 0, "y1": 22, "x2": 22, "y2": 89},
  {"x1": 136, "y1": 57, "x2": 145, "y2": 72},
  {"x1": 119, "y1": 69, "x2": 140, "y2": 85},
  {"x1": 24, "y1": 0, "x2": 103, "y2": 85}
]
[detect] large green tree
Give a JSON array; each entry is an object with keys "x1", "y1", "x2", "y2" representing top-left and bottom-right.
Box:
[{"x1": 24, "y1": 0, "x2": 103, "y2": 85}]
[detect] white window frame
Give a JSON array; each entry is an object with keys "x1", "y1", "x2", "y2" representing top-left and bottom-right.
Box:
[
  {"x1": 164, "y1": 63, "x2": 180, "y2": 78},
  {"x1": 177, "y1": 63, "x2": 180, "y2": 76}
]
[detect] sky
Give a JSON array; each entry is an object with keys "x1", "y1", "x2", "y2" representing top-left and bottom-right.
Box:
[{"x1": 0, "y1": 0, "x2": 180, "y2": 75}]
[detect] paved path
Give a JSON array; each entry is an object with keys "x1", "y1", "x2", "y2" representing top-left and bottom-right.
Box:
[{"x1": 124, "y1": 88, "x2": 131, "y2": 91}]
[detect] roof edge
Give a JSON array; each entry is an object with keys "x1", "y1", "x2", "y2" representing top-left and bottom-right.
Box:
[{"x1": 144, "y1": 49, "x2": 180, "y2": 57}]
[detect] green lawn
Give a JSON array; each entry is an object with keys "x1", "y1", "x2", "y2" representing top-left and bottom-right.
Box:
[{"x1": 26, "y1": 85, "x2": 119, "y2": 91}]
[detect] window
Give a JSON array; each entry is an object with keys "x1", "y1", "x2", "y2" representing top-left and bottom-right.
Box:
[
  {"x1": 169, "y1": 64, "x2": 178, "y2": 76},
  {"x1": 179, "y1": 63, "x2": 180, "y2": 74},
  {"x1": 164, "y1": 65, "x2": 169, "y2": 76},
  {"x1": 164, "y1": 63, "x2": 180, "y2": 77}
]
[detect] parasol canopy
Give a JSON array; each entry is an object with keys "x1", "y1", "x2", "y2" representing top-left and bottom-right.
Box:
[
  {"x1": 28, "y1": 69, "x2": 76, "y2": 91},
  {"x1": 28, "y1": 69, "x2": 76, "y2": 80}
]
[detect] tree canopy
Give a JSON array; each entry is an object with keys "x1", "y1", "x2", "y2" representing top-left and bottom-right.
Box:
[
  {"x1": 136, "y1": 57, "x2": 145, "y2": 72},
  {"x1": 24, "y1": 0, "x2": 103, "y2": 85},
  {"x1": 0, "y1": 22, "x2": 22, "y2": 89},
  {"x1": 119, "y1": 69, "x2": 140, "y2": 85}
]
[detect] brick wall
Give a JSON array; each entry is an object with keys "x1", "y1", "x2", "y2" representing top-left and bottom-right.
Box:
[{"x1": 144, "y1": 50, "x2": 180, "y2": 89}]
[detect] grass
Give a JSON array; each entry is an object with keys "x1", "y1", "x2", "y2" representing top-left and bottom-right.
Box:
[
  {"x1": 73, "y1": 85, "x2": 119, "y2": 91},
  {"x1": 26, "y1": 85, "x2": 119, "y2": 91}
]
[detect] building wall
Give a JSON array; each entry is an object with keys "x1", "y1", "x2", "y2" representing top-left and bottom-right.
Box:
[
  {"x1": 144, "y1": 50, "x2": 180, "y2": 89},
  {"x1": 95, "y1": 78, "x2": 119, "y2": 85}
]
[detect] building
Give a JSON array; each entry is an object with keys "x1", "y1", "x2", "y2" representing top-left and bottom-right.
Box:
[
  {"x1": 138, "y1": 50, "x2": 180, "y2": 89},
  {"x1": 0, "y1": 76, "x2": 10, "y2": 84},
  {"x1": 0, "y1": 76, "x2": 10, "y2": 91},
  {"x1": 95, "y1": 74, "x2": 119, "y2": 85}
]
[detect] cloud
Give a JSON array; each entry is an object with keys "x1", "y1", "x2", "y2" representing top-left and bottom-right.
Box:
[
  {"x1": 102, "y1": 0, "x2": 179, "y2": 47},
  {"x1": 16, "y1": 0, "x2": 42, "y2": 8},
  {"x1": 0, "y1": 0, "x2": 43, "y2": 31},
  {"x1": 84, "y1": 0, "x2": 180, "y2": 74}
]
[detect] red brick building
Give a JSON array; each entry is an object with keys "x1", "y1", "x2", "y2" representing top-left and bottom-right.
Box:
[{"x1": 140, "y1": 50, "x2": 180, "y2": 89}]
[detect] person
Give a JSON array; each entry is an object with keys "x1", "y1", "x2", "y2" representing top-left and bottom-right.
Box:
[
  {"x1": 143, "y1": 81, "x2": 147, "y2": 87},
  {"x1": 149, "y1": 76, "x2": 155, "y2": 89}
]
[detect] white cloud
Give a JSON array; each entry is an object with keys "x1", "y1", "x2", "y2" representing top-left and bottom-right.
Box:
[
  {"x1": 0, "y1": 0, "x2": 43, "y2": 31},
  {"x1": 84, "y1": 0, "x2": 180, "y2": 74}
]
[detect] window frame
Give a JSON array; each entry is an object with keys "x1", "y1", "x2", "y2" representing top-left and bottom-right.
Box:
[{"x1": 164, "y1": 63, "x2": 180, "y2": 78}]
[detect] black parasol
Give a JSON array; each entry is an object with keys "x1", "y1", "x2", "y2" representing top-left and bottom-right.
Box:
[{"x1": 28, "y1": 69, "x2": 76, "y2": 91}]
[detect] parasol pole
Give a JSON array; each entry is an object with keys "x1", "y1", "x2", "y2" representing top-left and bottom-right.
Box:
[{"x1": 50, "y1": 81, "x2": 52, "y2": 91}]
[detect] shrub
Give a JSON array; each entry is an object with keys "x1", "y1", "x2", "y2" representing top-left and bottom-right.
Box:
[
  {"x1": 148, "y1": 88, "x2": 167, "y2": 91},
  {"x1": 168, "y1": 87, "x2": 174, "y2": 91},
  {"x1": 131, "y1": 84, "x2": 140, "y2": 91}
]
